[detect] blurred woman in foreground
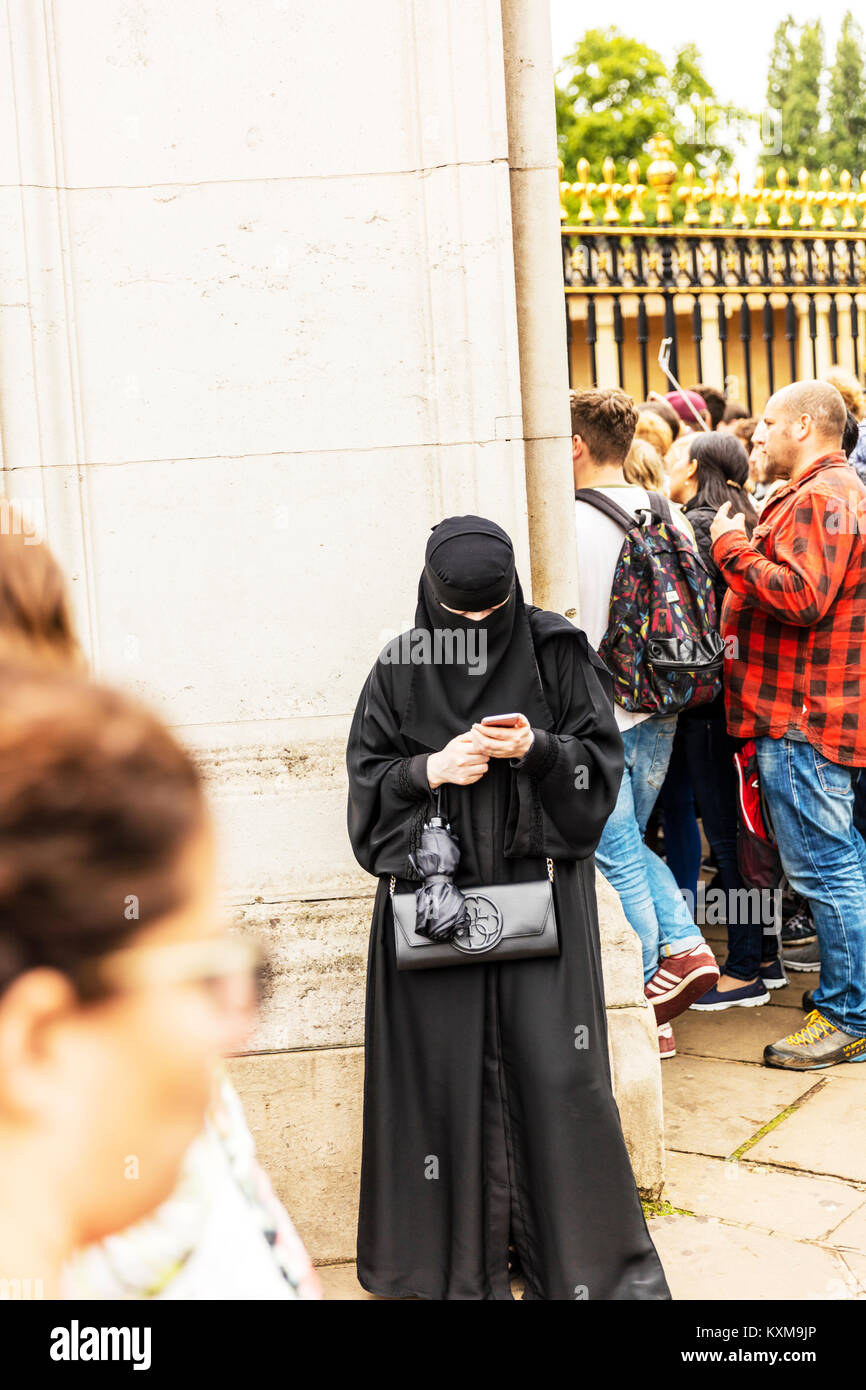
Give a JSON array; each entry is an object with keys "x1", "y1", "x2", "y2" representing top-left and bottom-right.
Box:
[{"x1": 0, "y1": 662, "x2": 240, "y2": 1293}]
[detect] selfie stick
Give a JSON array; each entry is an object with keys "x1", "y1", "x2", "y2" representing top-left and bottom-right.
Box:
[{"x1": 655, "y1": 337, "x2": 710, "y2": 432}]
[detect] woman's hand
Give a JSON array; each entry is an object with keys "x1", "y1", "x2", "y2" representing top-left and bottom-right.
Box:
[
  {"x1": 427, "y1": 734, "x2": 490, "y2": 788},
  {"x1": 468, "y1": 714, "x2": 534, "y2": 761}
]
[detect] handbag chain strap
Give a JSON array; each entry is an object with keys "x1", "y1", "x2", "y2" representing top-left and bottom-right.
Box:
[{"x1": 389, "y1": 858, "x2": 554, "y2": 899}]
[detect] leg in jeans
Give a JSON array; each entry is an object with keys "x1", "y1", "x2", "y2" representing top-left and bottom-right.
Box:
[
  {"x1": 756, "y1": 736, "x2": 866, "y2": 1039},
  {"x1": 681, "y1": 709, "x2": 776, "y2": 980},
  {"x1": 655, "y1": 722, "x2": 701, "y2": 902},
  {"x1": 596, "y1": 716, "x2": 703, "y2": 983}
]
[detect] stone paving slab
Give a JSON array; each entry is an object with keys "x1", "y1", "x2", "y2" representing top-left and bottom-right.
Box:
[
  {"x1": 649, "y1": 1212, "x2": 863, "y2": 1300},
  {"x1": 675, "y1": 1005, "x2": 807, "y2": 1065},
  {"x1": 317, "y1": 1263, "x2": 377, "y2": 1300},
  {"x1": 661, "y1": 1055, "x2": 819, "y2": 1158},
  {"x1": 663, "y1": 1151, "x2": 865, "y2": 1242},
  {"x1": 748, "y1": 1077, "x2": 866, "y2": 1182},
  {"x1": 826, "y1": 1201, "x2": 866, "y2": 1253},
  {"x1": 839, "y1": 1250, "x2": 866, "y2": 1292}
]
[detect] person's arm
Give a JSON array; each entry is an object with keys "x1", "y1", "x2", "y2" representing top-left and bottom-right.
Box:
[
  {"x1": 711, "y1": 489, "x2": 854, "y2": 626},
  {"x1": 346, "y1": 660, "x2": 433, "y2": 879},
  {"x1": 502, "y1": 633, "x2": 624, "y2": 861}
]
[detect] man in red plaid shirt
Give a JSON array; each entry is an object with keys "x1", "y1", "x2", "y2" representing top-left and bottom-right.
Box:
[{"x1": 711, "y1": 380, "x2": 866, "y2": 1070}]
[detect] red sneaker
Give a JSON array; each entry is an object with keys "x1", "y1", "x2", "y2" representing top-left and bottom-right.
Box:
[
  {"x1": 657, "y1": 1022, "x2": 676, "y2": 1059},
  {"x1": 645, "y1": 945, "x2": 720, "y2": 1026}
]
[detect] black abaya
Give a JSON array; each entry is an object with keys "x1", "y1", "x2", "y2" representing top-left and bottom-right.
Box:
[{"x1": 347, "y1": 602, "x2": 670, "y2": 1301}]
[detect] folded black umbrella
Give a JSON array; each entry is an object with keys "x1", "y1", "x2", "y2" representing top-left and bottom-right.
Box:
[{"x1": 408, "y1": 800, "x2": 469, "y2": 943}]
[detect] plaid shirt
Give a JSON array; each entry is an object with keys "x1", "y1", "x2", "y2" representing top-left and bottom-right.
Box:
[{"x1": 712, "y1": 452, "x2": 866, "y2": 767}]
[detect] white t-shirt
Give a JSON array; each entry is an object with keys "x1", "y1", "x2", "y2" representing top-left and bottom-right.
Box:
[{"x1": 574, "y1": 485, "x2": 695, "y2": 733}]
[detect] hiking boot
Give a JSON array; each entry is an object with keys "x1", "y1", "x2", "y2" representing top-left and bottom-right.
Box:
[
  {"x1": 645, "y1": 945, "x2": 720, "y2": 1026},
  {"x1": 763, "y1": 1011, "x2": 866, "y2": 1070},
  {"x1": 781, "y1": 908, "x2": 817, "y2": 948},
  {"x1": 782, "y1": 939, "x2": 821, "y2": 973},
  {"x1": 690, "y1": 979, "x2": 770, "y2": 1011},
  {"x1": 759, "y1": 957, "x2": 788, "y2": 990},
  {"x1": 657, "y1": 1022, "x2": 676, "y2": 1059}
]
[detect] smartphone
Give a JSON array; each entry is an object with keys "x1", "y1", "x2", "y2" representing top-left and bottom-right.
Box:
[{"x1": 480, "y1": 713, "x2": 522, "y2": 728}]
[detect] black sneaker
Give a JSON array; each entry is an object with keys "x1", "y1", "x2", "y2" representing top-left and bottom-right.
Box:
[
  {"x1": 760, "y1": 958, "x2": 788, "y2": 990},
  {"x1": 781, "y1": 909, "x2": 817, "y2": 948},
  {"x1": 802, "y1": 989, "x2": 815, "y2": 1013},
  {"x1": 782, "y1": 939, "x2": 821, "y2": 972},
  {"x1": 764, "y1": 1011, "x2": 866, "y2": 1070}
]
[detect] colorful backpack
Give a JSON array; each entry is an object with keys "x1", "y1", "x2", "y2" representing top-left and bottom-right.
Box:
[
  {"x1": 733, "y1": 739, "x2": 784, "y2": 891},
  {"x1": 574, "y1": 488, "x2": 724, "y2": 714}
]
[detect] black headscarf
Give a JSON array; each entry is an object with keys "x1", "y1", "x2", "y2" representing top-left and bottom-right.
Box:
[{"x1": 399, "y1": 516, "x2": 553, "y2": 749}]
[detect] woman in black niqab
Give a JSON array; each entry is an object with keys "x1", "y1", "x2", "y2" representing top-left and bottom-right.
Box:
[{"x1": 347, "y1": 516, "x2": 670, "y2": 1300}]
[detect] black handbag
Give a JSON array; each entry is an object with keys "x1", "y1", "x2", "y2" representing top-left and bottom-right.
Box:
[{"x1": 389, "y1": 860, "x2": 559, "y2": 971}]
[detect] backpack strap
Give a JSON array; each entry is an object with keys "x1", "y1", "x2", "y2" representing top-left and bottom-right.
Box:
[
  {"x1": 574, "y1": 488, "x2": 637, "y2": 532},
  {"x1": 646, "y1": 491, "x2": 674, "y2": 526}
]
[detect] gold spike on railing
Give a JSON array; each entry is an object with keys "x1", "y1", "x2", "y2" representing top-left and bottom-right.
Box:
[
  {"x1": 752, "y1": 167, "x2": 772, "y2": 226},
  {"x1": 678, "y1": 163, "x2": 701, "y2": 226},
  {"x1": 646, "y1": 134, "x2": 676, "y2": 225},
  {"x1": 557, "y1": 133, "x2": 866, "y2": 231}
]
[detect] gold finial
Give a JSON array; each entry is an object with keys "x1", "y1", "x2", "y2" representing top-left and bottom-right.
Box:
[
  {"x1": 816, "y1": 168, "x2": 837, "y2": 229},
  {"x1": 623, "y1": 159, "x2": 646, "y2": 224},
  {"x1": 752, "y1": 167, "x2": 772, "y2": 226},
  {"x1": 646, "y1": 134, "x2": 677, "y2": 225},
  {"x1": 598, "y1": 156, "x2": 622, "y2": 224},
  {"x1": 571, "y1": 157, "x2": 597, "y2": 225},
  {"x1": 677, "y1": 163, "x2": 701, "y2": 226},
  {"x1": 703, "y1": 166, "x2": 725, "y2": 227},
  {"x1": 838, "y1": 170, "x2": 858, "y2": 229},
  {"x1": 774, "y1": 167, "x2": 794, "y2": 227},
  {"x1": 795, "y1": 167, "x2": 815, "y2": 228},
  {"x1": 856, "y1": 172, "x2": 866, "y2": 231},
  {"x1": 729, "y1": 170, "x2": 748, "y2": 228}
]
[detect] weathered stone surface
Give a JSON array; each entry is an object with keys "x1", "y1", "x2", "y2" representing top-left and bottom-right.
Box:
[
  {"x1": 607, "y1": 1005, "x2": 664, "y2": 1198},
  {"x1": 661, "y1": 1056, "x2": 818, "y2": 1159},
  {"x1": 236, "y1": 898, "x2": 369, "y2": 1052},
  {"x1": 748, "y1": 1076, "x2": 866, "y2": 1182},
  {"x1": 664, "y1": 1151, "x2": 865, "y2": 1242},
  {"x1": 650, "y1": 1212, "x2": 862, "y2": 1301},
  {"x1": 826, "y1": 1200, "x2": 866, "y2": 1253},
  {"x1": 673, "y1": 1004, "x2": 808, "y2": 1066},
  {"x1": 596, "y1": 871, "x2": 647, "y2": 1008},
  {"x1": 227, "y1": 1047, "x2": 364, "y2": 1266},
  {"x1": 317, "y1": 1263, "x2": 378, "y2": 1301}
]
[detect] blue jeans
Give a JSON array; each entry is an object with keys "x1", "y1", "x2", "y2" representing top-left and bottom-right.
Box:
[
  {"x1": 756, "y1": 736, "x2": 866, "y2": 1038},
  {"x1": 596, "y1": 715, "x2": 704, "y2": 982}
]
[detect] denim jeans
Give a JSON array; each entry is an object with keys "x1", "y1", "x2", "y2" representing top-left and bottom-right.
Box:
[
  {"x1": 655, "y1": 722, "x2": 701, "y2": 903},
  {"x1": 595, "y1": 715, "x2": 704, "y2": 982},
  {"x1": 756, "y1": 736, "x2": 866, "y2": 1038},
  {"x1": 681, "y1": 708, "x2": 777, "y2": 980}
]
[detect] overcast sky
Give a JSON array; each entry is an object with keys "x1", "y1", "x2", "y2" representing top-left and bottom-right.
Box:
[{"x1": 548, "y1": 1, "x2": 860, "y2": 169}]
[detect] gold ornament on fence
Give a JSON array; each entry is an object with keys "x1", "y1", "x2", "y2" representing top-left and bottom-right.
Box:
[{"x1": 557, "y1": 134, "x2": 866, "y2": 233}]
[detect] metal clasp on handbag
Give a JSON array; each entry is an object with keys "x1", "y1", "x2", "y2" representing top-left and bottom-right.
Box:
[{"x1": 389, "y1": 857, "x2": 554, "y2": 898}]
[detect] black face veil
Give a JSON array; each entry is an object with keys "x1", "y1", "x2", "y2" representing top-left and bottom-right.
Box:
[{"x1": 398, "y1": 516, "x2": 553, "y2": 750}]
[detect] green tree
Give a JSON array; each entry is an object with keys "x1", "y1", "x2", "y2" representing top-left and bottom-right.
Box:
[
  {"x1": 556, "y1": 28, "x2": 740, "y2": 185},
  {"x1": 764, "y1": 18, "x2": 825, "y2": 177},
  {"x1": 827, "y1": 11, "x2": 866, "y2": 175}
]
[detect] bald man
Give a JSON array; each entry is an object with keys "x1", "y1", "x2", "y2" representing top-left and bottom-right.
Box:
[{"x1": 710, "y1": 381, "x2": 866, "y2": 1070}]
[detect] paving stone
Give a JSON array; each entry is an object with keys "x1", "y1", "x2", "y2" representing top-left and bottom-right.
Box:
[
  {"x1": 826, "y1": 1200, "x2": 866, "y2": 1253},
  {"x1": 838, "y1": 1250, "x2": 866, "y2": 1294},
  {"x1": 649, "y1": 1212, "x2": 863, "y2": 1300},
  {"x1": 661, "y1": 1055, "x2": 819, "y2": 1158},
  {"x1": 748, "y1": 1077, "x2": 866, "y2": 1182},
  {"x1": 674, "y1": 1005, "x2": 810, "y2": 1065},
  {"x1": 664, "y1": 1151, "x2": 865, "y2": 1241},
  {"x1": 316, "y1": 1263, "x2": 378, "y2": 1300}
]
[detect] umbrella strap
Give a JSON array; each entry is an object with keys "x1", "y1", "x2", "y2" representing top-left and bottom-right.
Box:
[{"x1": 390, "y1": 860, "x2": 554, "y2": 898}]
